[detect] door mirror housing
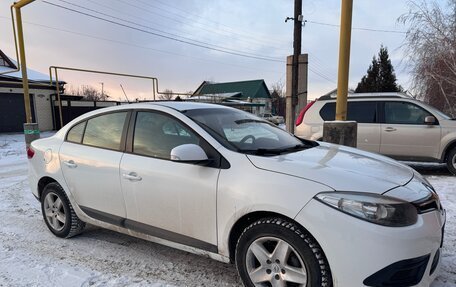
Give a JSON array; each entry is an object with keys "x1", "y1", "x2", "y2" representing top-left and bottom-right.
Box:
[
  {"x1": 424, "y1": 116, "x2": 436, "y2": 125},
  {"x1": 170, "y1": 144, "x2": 210, "y2": 164}
]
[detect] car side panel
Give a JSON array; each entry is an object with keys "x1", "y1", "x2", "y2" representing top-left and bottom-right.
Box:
[
  {"x1": 380, "y1": 124, "x2": 441, "y2": 160},
  {"x1": 120, "y1": 153, "x2": 219, "y2": 247},
  {"x1": 29, "y1": 136, "x2": 69, "y2": 199},
  {"x1": 439, "y1": 126, "x2": 456, "y2": 161},
  {"x1": 216, "y1": 149, "x2": 333, "y2": 258},
  {"x1": 357, "y1": 123, "x2": 381, "y2": 153},
  {"x1": 59, "y1": 142, "x2": 127, "y2": 218}
]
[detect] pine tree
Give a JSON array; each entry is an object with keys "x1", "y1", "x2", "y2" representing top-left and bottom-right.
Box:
[{"x1": 355, "y1": 46, "x2": 402, "y2": 93}]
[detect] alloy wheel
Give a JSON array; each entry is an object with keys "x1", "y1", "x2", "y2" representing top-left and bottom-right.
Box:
[
  {"x1": 246, "y1": 236, "x2": 308, "y2": 287},
  {"x1": 43, "y1": 192, "x2": 66, "y2": 231}
]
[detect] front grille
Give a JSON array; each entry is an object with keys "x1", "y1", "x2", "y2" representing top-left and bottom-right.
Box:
[{"x1": 363, "y1": 254, "x2": 430, "y2": 287}]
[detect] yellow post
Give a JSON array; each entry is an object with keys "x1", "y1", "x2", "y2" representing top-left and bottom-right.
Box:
[
  {"x1": 335, "y1": 0, "x2": 353, "y2": 121},
  {"x1": 13, "y1": 6, "x2": 33, "y2": 123},
  {"x1": 54, "y1": 68, "x2": 64, "y2": 128}
]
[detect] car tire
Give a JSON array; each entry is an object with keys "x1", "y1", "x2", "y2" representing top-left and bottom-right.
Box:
[
  {"x1": 41, "y1": 182, "x2": 85, "y2": 238},
  {"x1": 447, "y1": 148, "x2": 456, "y2": 175},
  {"x1": 235, "y1": 217, "x2": 332, "y2": 287}
]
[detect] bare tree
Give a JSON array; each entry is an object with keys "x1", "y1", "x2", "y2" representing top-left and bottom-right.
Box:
[
  {"x1": 270, "y1": 80, "x2": 286, "y2": 116},
  {"x1": 158, "y1": 89, "x2": 174, "y2": 100},
  {"x1": 67, "y1": 85, "x2": 110, "y2": 101},
  {"x1": 271, "y1": 81, "x2": 285, "y2": 98},
  {"x1": 399, "y1": 0, "x2": 456, "y2": 116}
]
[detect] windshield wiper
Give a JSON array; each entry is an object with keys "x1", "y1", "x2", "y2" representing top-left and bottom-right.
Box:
[{"x1": 241, "y1": 144, "x2": 309, "y2": 156}]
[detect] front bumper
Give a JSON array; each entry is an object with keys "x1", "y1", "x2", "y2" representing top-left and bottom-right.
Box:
[{"x1": 295, "y1": 199, "x2": 446, "y2": 287}]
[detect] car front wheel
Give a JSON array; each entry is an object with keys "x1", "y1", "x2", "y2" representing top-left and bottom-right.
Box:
[
  {"x1": 41, "y1": 182, "x2": 85, "y2": 238},
  {"x1": 235, "y1": 218, "x2": 332, "y2": 287}
]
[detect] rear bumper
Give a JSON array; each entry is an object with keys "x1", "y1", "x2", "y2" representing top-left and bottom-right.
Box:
[{"x1": 295, "y1": 199, "x2": 446, "y2": 287}]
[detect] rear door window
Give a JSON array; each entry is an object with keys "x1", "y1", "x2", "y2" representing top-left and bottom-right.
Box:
[
  {"x1": 319, "y1": 101, "x2": 377, "y2": 123},
  {"x1": 66, "y1": 121, "x2": 86, "y2": 143},
  {"x1": 82, "y1": 112, "x2": 128, "y2": 150}
]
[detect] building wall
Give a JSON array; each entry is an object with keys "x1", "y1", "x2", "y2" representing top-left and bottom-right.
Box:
[
  {"x1": 0, "y1": 87, "x2": 55, "y2": 131},
  {"x1": 252, "y1": 98, "x2": 272, "y2": 115}
]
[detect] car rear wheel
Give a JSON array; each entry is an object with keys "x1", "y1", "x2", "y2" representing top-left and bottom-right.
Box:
[
  {"x1": 235, "y1": 218, "x2": 332, "y2": 287},
  {"x1": 41, "y1": 182, "x2": 85, "y2": 238},
  {"x1": 447, "y1": 148, "x2": 456, "y2": 175}
]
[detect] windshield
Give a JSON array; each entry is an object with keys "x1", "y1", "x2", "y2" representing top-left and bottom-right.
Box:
[
  {"x1": 183, "y1": 108, "x2": 316, "y2": 155},
  {"x1": 419, "y1": 101, "x2": 452, "y2": 120}
]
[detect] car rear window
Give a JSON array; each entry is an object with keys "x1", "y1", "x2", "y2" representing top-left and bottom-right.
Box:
[
  {"x1": 319, "y1": 101, "x2": 377, "y2": 123},
  {"x1": 66, "y1": 121, "x2": 86, "y2": 144},
  {"x1": 82, "y1": 112, "x2": 127, "y2": 150}
]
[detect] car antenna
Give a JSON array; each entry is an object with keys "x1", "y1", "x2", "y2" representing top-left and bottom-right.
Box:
[{"x1": 120, "y1": 84, "x2": 130, "y2": 103}]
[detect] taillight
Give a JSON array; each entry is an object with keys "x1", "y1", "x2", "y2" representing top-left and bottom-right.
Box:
[
  {"x1": 296, "y1": 100, "x2": 316, "y2": 126},
  {"x1": 27, "y1": 147, "x2": 35, "y2": 159}
]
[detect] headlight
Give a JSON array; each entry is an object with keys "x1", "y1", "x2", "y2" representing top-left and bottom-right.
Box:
[{"x1": 315, "y1": 192, "x2": 418, "y2": 227}]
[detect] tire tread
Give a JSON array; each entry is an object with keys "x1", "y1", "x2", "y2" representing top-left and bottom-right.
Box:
[{"x1": 235, "y1": 217, "x2": 332, "y2": 287}]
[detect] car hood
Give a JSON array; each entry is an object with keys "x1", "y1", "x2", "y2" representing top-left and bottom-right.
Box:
[{"x1": 246, "y1": 142, "x2": 414, "y2": 193}]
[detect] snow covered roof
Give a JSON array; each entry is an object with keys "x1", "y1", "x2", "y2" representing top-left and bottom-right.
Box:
[
  {"x1": 0, "y1": 49, "x2": 53, "y2": 83},
  {"x1": 0, "y1": 61, "x2": 51, "y2": 82}
]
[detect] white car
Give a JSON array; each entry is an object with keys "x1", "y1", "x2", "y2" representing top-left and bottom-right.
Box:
[
  {"x1": 294, "y1": 93, "x2": 456, "y2": 174},
  {"x1": 259, "y1": 113, "x2": 285, "y2": 125},
  {"x1": 28, "y1": 102, "x2": 445, "y2": 287}
]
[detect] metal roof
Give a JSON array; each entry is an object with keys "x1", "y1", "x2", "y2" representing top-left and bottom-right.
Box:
[{"x1": 193, "y1": 79, "x2": 271, "y2": 99}]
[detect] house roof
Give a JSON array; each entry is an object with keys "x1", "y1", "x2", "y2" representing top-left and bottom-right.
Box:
[
  {"x1": 193, "y1": 79, "x2": 271, "y2": 99},
  {"x1": 0, "y1": 49, "x2": 57, "y2": 83}
]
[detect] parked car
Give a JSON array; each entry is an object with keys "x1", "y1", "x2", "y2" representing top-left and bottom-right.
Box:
[
  {"x1": 259, "y1": 113, "x2": 285, "y2": 125},
  {"x1": 29, "y1": 102, "x2": 445, "y2": 287},
  {"x1": 295, "y1": 92, "x2": 456, "y2": 175}
]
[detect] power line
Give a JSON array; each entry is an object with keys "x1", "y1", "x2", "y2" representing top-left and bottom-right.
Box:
[
  {"x1": 129, "y1": 0, "x2": 289, "y2": 50},
  {"x1": 309, "y1": 65, "x2": 337, "y2": 84},
  {"x1": 306, "y1": 20, "x2": 406, "y2": 34},
  {"x1": 41, "y1": 0, "x2": 285, "y2": 63},
  {"x1": 0, "y1": 16, "x2": 282, "y2": 75},
  {"x1": 54, "y1": 0, "x2": 285, "y2": 61}
]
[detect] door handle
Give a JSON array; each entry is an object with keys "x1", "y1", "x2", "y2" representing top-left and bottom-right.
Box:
[
  {"x1": 122, "y1": 172, "x2": 142, "y2": 182},
  {"x1": 63, "y1": 160, "x2": 77, "y2": 168},
  {"x1": 384, "y1": 127, "x2": 397, "y2": 132}
]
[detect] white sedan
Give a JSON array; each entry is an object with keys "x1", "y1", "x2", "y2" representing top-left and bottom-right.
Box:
[{"x1": 28, "y1": 102, "x2": 445, "y2": 287}]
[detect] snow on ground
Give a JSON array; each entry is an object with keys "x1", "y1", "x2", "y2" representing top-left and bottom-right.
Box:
[{"x1": 0, "y1": 132, "x2": 454, "y2": 286}]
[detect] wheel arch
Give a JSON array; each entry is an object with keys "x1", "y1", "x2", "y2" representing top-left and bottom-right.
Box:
[
  {"x1": 441, "y1": 139, "x2": 456, "y2": 162},
  {"x1": 227, "y1": 211, "x2": 319, "y2": 263},
  {"x1": 37, "y1": 176, "x2": 59, "y2": 199}
]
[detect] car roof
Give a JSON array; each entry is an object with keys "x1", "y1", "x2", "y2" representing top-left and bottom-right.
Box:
[
  {"x1": 81, "y1": 101, "x2": 234, "y2": 114},
  {"x1": 153, "y1": 101, "x2": 232, "y2": 111},
  {"x1": 318, "y1": 92, "x2": 412, "y2": 101}
]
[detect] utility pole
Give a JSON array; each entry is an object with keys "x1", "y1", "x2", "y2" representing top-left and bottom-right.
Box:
[
  {"x1": 12, "y1": 0, "x2": 39, "y2": 147},
  {"x1": 322, "y1": 0, "x2": 357, "y2": 147},
  {"x1": 286, "y1": 0, "x2": 302, "y2": 133},
  {"x1": 100, "y1": 82, "x2": 104, "y2": 98}
]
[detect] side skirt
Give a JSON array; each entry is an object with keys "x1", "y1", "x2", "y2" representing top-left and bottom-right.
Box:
[{"x1": 68, "y1": 201, "x2": 229, "y2": 263}]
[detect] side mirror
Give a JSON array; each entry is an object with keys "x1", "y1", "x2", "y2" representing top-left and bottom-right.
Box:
[
  {"x1": 425, "y1": 116, "x2": 436, "y2": 125},
  {"x1": 170, "y1": 144, "x2": 209, "y2": 164}
]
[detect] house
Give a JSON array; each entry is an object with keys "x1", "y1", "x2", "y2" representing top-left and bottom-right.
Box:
[
  {"x1": 191, "y1": 79, "x2": 272, "y2": 115},
  {"x1": 0, "y1": 49, "x2": 62, "y2": 132}
]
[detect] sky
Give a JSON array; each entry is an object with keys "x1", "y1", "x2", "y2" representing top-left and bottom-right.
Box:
[{"x1": 0, "y1": 0, "x2": 447, "y2": 101}]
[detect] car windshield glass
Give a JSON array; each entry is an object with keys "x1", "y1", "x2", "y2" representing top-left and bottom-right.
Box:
[
  {"x1": 417, "y1": 101, "x2": 452, "y2": 120},
  {"x1": 183, "y1": 108, "x2": 316, "y2": 155}
]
